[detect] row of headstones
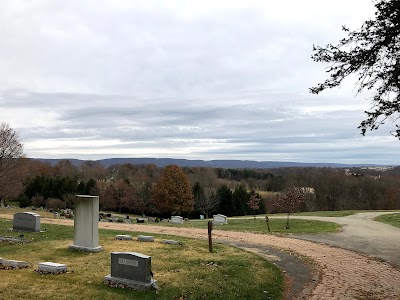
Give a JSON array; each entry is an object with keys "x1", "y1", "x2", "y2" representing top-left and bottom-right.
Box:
[
  {"x1": 170, "y1": 214, "x2": 228, "y2": 225},
  {"x1": 10, "y1": 198, "x2": 227, "y2": 291},
  {"x1": 12, "y1": 211, "x2": 228, "y2": 233}
]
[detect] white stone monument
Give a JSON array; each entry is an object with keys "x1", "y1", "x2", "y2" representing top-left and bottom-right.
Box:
[
  {"x1": 171, "y1": 216, "x2": 183, "y2": 224},
  {"x1": 213, "y1": 214, "x2": 228, "y2": 225},
  {"x1": 68, "y1": 195, "x2": 103, "y2": 252}
]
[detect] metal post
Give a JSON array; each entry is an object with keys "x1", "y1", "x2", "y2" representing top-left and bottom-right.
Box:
[{"x1": 208, "y1": 221, "x2": 213, "y2": 253}]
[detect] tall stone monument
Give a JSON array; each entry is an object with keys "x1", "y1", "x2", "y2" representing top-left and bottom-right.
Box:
[{"x1": 68, "y1": 195, "x2": 103, "y2": 252}]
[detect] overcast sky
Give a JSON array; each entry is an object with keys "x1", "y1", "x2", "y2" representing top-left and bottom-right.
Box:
[{"x1": 1, "y1": 0, "x2": 398, "y2": 165}]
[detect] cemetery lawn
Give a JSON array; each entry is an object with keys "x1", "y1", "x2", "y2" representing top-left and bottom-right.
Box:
[
  {"x1": 0, "y1": 218, "x2": 283, "y2": 300},
  {"x1": 142, "y1": 218, "x2": 340, "y2": 234},
  {"x1": 374, "y1": 213, "x2": 400, "y2": 228}
]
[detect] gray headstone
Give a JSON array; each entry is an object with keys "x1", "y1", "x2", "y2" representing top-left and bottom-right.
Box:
[
  {"x1": 147, "y1": 217, "x2": 156, "y2": 222},
  {"x1": 137, "y1": 235, "x2": 154, "y2": 242},
  {"x1": 104, "y1": 252, "x2": 157, "y2": 290},
  {"x1": 38, "y1": 262, "x2": 67, "y2": 274},
  {"x1": 13, "y1": 212, "x2": 41, "y2": 232},
  {"x1": 213, "y1": 214, "x2": 228, "y2": 225},
  {"x1": 171, "y1": 216, "x2": 183, "y2": 224},
  {"x1": 116, "y1": 235, "x2": 132, "y2": 240}
]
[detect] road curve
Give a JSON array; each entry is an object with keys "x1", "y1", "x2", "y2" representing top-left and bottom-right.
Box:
[{"x1": 273, "y1": 212, "x2": 400, "y2": 268}]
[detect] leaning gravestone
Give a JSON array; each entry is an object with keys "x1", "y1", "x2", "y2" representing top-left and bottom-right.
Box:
[
  {"x1": 213, "y1": 214, "x2": 228, "y2": 225},
  {"x1": 104, "y1": 252, "x2": 157, "y2": 290},
  {"x1": 13, "y1": 212, "x2": 41, "y2": 232},
  {"x1": 68, "y1": 195, "x2": 103, "y2": 252},
  {"x1": 171, "y1": 216, "x2": 183, "y2": 224}
]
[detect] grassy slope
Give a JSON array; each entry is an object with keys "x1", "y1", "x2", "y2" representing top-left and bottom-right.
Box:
[{"x1": 0, "y1": 219, "x2": 283, "y2": 300}]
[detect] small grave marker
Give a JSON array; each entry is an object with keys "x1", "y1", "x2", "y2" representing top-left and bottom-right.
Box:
[
  {"x1": 116, "y1": 235, "x2": 132, "y2": 240},
  {"x1": 171, "y1": 216, "x2": 183, "y2": 224},
  {"x1": 137, "y1": 235, "x2": 154, "y2": 242},
  {"x1": 37, "y1": 262, "x2": 67, "y2": 274},
  {"x1": 213, "y1": 214, "x2": 228, "y2": 225},
  {"x1": 161, "y1": 239, "x2": 181, "y2": 245},
  {"x1": 1, "y1": 259, "x2": 30, "y2": 269}
]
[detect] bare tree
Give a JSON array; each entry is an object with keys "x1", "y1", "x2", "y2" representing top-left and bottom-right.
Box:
[
  {"x1": 195, "y1": 187, "x2": 220, "y2": 219},
  {"x1": 0, "y1": 122, "x2": 24, "y2": 205},
  {"x1": 273, "y1": 186, "x2": 306, "y2": 229}
]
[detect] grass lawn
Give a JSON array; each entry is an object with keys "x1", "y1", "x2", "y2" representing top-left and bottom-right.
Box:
[
  {"x1": 0, "y1": 218, "x2": 283, "y2": 300},
  {"x1": 374, "y1": 213, "x2": 400, "y2": 229},
  {"x1": 291, "y1": 210, "x2": 366, "y2": 217},
  {"x1": 271, "y1": 210, "x2": 399, "y2": 218},
  {"x1": 139, "y1": 218, "x2": 341, "y2": 234}
]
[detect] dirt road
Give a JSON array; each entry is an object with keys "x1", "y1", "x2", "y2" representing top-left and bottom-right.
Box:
[{"x1": 277, "y1": 212, "x2": 400, "y2": 268}]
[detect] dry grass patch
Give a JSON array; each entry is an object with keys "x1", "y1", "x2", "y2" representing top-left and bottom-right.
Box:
[{"x1": 0, "y1": 219, "x2": 283, "y2": 300}]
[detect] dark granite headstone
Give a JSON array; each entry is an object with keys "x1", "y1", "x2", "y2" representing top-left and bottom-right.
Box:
[{"x1": 104, "y1": 252, "x2": 157, "y2": 290}]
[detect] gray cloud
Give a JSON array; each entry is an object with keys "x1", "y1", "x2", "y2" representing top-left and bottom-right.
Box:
[{"x1": 0, "y1": 0, "x2": 398, "y2": 164}]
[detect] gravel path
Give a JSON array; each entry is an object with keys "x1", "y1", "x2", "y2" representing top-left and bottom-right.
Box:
[
  {"x1": 271, "y1": 212, "x2": 400, "y2": 268},
  {"x1": 2, "y1": 214, "x2": 400, "y2": 299}
]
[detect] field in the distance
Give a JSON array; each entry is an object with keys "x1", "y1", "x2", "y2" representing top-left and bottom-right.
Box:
[
  {"x1": 0, "y1": 218, "x2": 283, "y2": 300},
  {"x1": 142, "y1": 218, "x2": 341, "y2": 234}
]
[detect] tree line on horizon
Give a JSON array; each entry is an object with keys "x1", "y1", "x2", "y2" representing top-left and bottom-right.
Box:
[{"x1": 3, "y1": 157, "x2": 400, "y2": 217}]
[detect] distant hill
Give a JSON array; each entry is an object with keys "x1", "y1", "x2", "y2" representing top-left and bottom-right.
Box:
[{"x1": 33, "y1": 157, "x2": 382, "y2": 169}]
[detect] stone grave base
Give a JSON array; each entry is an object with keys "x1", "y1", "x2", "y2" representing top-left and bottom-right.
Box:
[
  {"x1": 37, "y1": 262, "x2": 67, "y2": 274},
  {"x1": 161, "y1": 239, "x2": 181, "y2": 245},
  {"x1": 116, "y1": 235, "x2": 132, "y2": 240},
  {"x1": 68, "y1": 244, "x2": 103, "y2": 252},
  {"x1": 0, "y1": 259, "x2": 30, "y2": 269},
  {"x1": 137, "y1": 235, "x2": 154, "y2": 242},
  {"x1": 0, "y1": 236, "x2": 30, "y2": 244},
  {"x1": 104, "y1": 275, "x2": 158, "y2": 290}
]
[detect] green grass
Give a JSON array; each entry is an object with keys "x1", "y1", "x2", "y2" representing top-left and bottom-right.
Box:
[
  {"x1": 374, "y1": 213, "x2": 400, "y2": 229},
  {"x1": 291, "y1": 210, "x2": 365, "y2": 217},
  {"x1": 139, "y1": 218, "x2": 340, "y2": 234},
  {"x1": 271, "y1": 210, "x2": 398, "y2": 217},
  {"x1": 0, "y1": 218, "x2": 283, "y2": 300}
]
